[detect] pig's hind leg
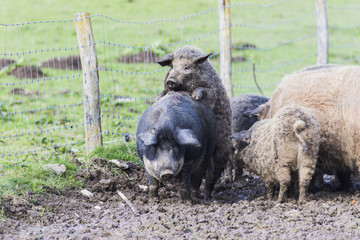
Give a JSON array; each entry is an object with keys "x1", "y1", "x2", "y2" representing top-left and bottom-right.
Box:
[
  {"x1": 298, "y1": 165, "x2": 315, "y2": 204},
  {"x1": 276, "y1": 166, "x2": 292, "y2": 203},
  {"x1": 264, "y1": 180, "x2": 276, "y2": 201}
]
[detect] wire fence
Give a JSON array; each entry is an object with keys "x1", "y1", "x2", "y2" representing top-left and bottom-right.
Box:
[{"x1": 1, "y1": 0, "x2": 359, "y2": 173}]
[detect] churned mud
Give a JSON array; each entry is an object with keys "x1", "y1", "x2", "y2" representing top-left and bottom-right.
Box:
[{"x1": 1, "y1": 158, "x2": 360, "y2": 239}]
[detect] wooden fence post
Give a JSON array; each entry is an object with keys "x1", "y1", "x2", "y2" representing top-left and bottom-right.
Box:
[
  {"x1": 74, "y1": 12, "x2": 102, "y2": 154},
  {"x1": 316, "y1": 0, "x2": 328, "y2": 65},
  {"x1": 218, "y1": 0, "x2": 233, "y2": 97}
]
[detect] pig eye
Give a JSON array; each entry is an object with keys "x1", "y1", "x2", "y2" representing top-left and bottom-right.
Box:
[{"x1": 172, "y1": 146, "x2": 178, "y2": 155}]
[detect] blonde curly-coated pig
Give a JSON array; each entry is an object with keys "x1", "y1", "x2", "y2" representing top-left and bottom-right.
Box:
[
  {"x1": 267, "y1": 65, "x2": 360, "y2": 190},
  {"x1": 231, "y1": 105, "x2": 321, "y2": 204}
]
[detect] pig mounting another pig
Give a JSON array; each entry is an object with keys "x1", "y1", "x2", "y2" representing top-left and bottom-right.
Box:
[{"x1": 156, "y1": 45, "x2": 232, "y2": 193}]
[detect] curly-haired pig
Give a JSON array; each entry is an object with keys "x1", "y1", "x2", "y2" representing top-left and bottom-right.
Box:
[
  {"x1": 231, "y1": 105, "x2": 321, "y2": 204},
  {"x1": 229, "y1": 94, "x2": 269, "y2": 181},
  {"x1": 267, "y1": 65, "x2": 360, "y2": 191},
  {"x1": 157, "y1": 46, "x2": 232, "y2": 194},
  {"x1": 136, "y1": 92, "x2": 216, "y2": 200}
]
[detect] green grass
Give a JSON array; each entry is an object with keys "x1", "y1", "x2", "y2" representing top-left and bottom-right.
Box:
[
  {"x1": 1, "y1": 0, "x2": 360, "y2": 200},
  {"x1": 0, "y1": 154, "x2": 83, "y2": 199},
  {"x1": 90, "y1": 141, "x2": 142, "y2": 165}
]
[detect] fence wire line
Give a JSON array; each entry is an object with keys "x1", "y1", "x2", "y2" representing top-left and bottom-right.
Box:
[
  {"x1": 232, "y1": 31, "x2": 317, "y2": 51},
  {"x1": 231, "y1": 0, "x2": 295, "y2": 8},
  {"x1": 233, "y1": 52, "x2": 318, "y2": 73},
  {"x1": 232, "y1": 12, "x2": 316, "y2": 30}
]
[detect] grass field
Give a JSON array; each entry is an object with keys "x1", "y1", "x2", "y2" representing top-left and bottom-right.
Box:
[{"x1": 1, "y1": 0, "x2": 360, "y2": 200}]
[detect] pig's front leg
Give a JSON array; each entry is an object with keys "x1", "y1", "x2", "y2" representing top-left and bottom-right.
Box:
[
  {"x1": 147, "y1": 174, "x2": 159, "y2": 198},
  {"x1": 177, "y1": 163, "x2": 193, "y2": 201},
  {"x1": 191, "y1": 87, "x2": 216, "y2": 109},
  {"x1": 156, "y1": 90, "x2": 168, "y2": 101}
]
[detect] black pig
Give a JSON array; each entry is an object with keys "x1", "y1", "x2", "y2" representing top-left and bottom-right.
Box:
[
  {"x1": 229, "y1": 94, "x2": 269, "y2": 181},
  {"x1": 136, "y1": 92, "x2": 216, "y2": 200}
]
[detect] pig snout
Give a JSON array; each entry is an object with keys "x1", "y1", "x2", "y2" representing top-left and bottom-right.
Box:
[
  {"x1": 160, "y1": 169, "x2": 175, "y2": 181},
  {"x1": 166, "y1": 78, "x2": 177, "y2": 89}
]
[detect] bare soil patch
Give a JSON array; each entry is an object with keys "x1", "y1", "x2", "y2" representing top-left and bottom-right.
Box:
[
  {"x1": 42, "y1": 55, "x2": 82, "y2": 70},
  {"x1": 118, "y1": 51, "x2": 161, "y2": 64},
  {"x1": 0, "y1": 58, "x2": 15, "y2": 69},
  {"x1": 232, "y1": 56, "x2": 247, "y2": 62},
  {"x1": 1, "y1": 158, "x2": 360, "y2": 239},
  {"x1": 233, "y1": 42, "x2": 257, "y2": 50},
  {"x1": 10, "y1": 88, "x2": 39, "y2": 96},
  {"x1": 10, "y1": 66, "x2": 46, "y2": 79}
]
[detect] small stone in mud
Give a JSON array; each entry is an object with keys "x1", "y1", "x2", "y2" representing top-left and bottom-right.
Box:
[
  {"x1": 285, "y1": 209, "x2": 301, "y2": 218},
  {"x1": 94, "y1": 206, "x2": 102, "y2": 210},
  {"x1": 109, "y1": 159, "x2": 129, "y2": 170},
  {"x1": 138, "y1": 185, "x2": 149, "y2": 192},
  {"x1": 99, "y1": 178, "x2": 116, "y2": 191},
  {"x1": 43, "y1": 164, "x2": 66, "y2": 175},
  {"x1": 157, "y1": 206, "x2": 166, "y2": 213},
  {"x1": 80, "y1": 189, "x2": 94, "y2": 198}
]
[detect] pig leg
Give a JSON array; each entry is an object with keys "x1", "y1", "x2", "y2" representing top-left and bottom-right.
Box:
[
  {"x1": 211, "y1": 124, "x2": 232, "y2": 186},
  {"x1": 227, "y1": 147, "x2": 243, "y2": 182},
  {"x1": 224, "y1": 160, "x2": 233, "y2": 183},
  {"x1": 276, "y1": 167, "x2": 291, "y2": 203},
  {"x1": 298, "y1": 166, "x2": 315, "y2": 204},
  {"x1": 190, "y1": 174, "x2": 203, "y2": 199},
  {"x1": 147, "y1": 174, "x2": 159, "y2": 198},
  {"x1": 264, "y1": 181, "x2": 276, "y2": 201},
  {"x1": 177, "y1": 164, "x2": 193, "y2": 201},
  {"x1": 190, "y1": 157, "x2": 211, "y2": 199},
  {"x1": 191, "y1": 87, "x2": 216, "y2": 109},
  {"x1": 204, "y1": 158, "x2": 214, "y2": 199},
  {"x1": 337, "y1": 168, "x2": 353, "y2": 192},
  {"x1": 233, "y1": 156, "x2": 244, "y2": 181}
]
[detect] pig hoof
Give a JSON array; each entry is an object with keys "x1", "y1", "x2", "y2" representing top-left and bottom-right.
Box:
[
  {"x1": 180, "y1": 191, "x2": 191, "y2": 201},
  {"x1": 298, "y1": 198, "x2": 306, "y2": 205},
  {"x1": 191, "y1": 198, "x2": 202, "y2": 204},
  {"x1": 149, "y1": 187, "x2": 159, "y2": 198},
  {"x1": 192, "y1": 90, "x2": 202, "y2": 100},
  {"x1": 190, "y1": 190, "x2": 200, "y2": 199}
]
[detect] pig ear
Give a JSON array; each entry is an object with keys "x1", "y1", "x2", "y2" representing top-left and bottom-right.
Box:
[
  {"x1": 138, "y1": 131, "x2": 158, "y2": 146},
  {"x1": 174, "y1": 129, "x2": 201, "y2": 147},
  {"x1": 193, "y1": 53, "x2": 212, "y2": 65},
  {"x1": 156, "y1": 53, "x2": 174, "y2": 67},
  {"x1": 230, "y1": 131, "x2": 251, "y2": 144}
]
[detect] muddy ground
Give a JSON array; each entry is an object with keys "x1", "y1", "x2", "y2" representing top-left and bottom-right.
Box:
[{"x1": 1, "y1": 158, "x2": 360, "y2": 239}]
